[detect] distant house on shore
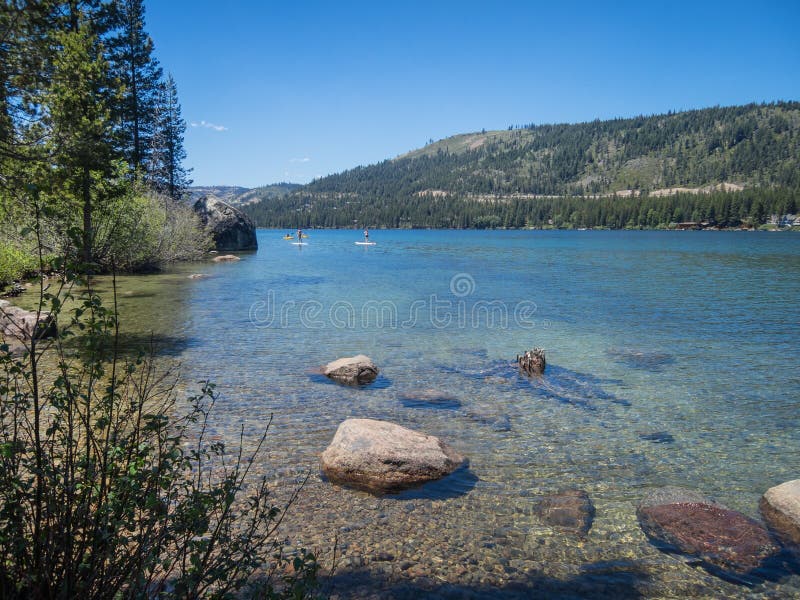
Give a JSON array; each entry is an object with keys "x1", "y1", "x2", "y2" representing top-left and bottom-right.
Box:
[{"x1": 769, "y1": 214, "x2": 798, "y2": 227}]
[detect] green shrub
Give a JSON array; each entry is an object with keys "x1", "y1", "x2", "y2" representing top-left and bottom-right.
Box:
[
  {"x1": 0, "y1": 243, "x2": 39, "y2": 287},
  {"x1": 0, "y1": 273, "x2": 320, "y2": 599}
]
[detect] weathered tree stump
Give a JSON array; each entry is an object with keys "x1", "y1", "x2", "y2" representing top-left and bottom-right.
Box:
[{"x1": 517, "y1": 347, "x2": 546, "y2": 376}]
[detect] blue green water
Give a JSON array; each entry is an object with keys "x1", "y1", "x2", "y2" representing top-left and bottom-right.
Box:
[{"x1": 75, "y1": 230, "x2": 800, "y2": 597}]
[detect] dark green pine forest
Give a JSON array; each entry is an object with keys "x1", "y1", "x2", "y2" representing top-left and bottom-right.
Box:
[{"x1": 244, "y1": 102, "x2": 800, "y2": 229}]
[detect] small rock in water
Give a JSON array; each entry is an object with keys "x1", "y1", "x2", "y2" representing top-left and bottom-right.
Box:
[
  {"x1": 322, "y1": 355, "x2": 379, "y2": 386},
  {"x1": 188, "y1": 273, "x2": 211, "y2": 279},
  {"x1": 212, "y1": 254, "x2": 240, "y2": 262},
  {"x1": 517, "y1": 347, "x2": 546, "y2": 376},
  {"x1": 760, "y1": 479, "x2": 800, "y2": 551},
  {"x1": 639, "y1": 431, "x2": 675, "y2": 444},
  {"x1": 374, "y1": 551, "x2": 395, "y2": 562},
  {"x1": 534, "y1": 489, "x2": 595, "y2": 536},
  {"x1": 637, "y1": 486, "x2": 780, "y2": 577}
]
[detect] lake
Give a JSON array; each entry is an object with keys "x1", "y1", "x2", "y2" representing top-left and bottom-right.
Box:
[{"x1": 40, "y1": 229, "x2": 800, "y2": 598}]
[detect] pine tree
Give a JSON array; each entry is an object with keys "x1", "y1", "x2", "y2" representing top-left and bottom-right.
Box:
[
  {"x1": 105, "y1": 0, "x2": 163, "y2": 173},
  {"x1": 150, "y1": 73, "x2": 191, "y2": 201},
  {"x1": 43, "y1": 15, "x2": 120, "y2": 264}
]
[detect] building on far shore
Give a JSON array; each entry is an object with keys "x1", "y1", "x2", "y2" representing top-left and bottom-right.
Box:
[{"x1": 769, "y1": 214, "x2": 799, "y2": 227}]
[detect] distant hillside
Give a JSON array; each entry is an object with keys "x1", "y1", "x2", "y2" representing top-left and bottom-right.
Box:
[
  {"x1": 189, "y1": 186, "x2": 250, "y2": 204},
  {"x1": 190, "y1": 183, "x2": 300, "y2": 206},
  {"x1": 243, "y1": 102, "x2": 800, "y2": 229},
  {"x1": 235, "y1": 183, "x2": 302, "y2": 205}
]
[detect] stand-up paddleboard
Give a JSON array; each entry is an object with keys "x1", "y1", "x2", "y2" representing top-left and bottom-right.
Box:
[
  {"x1": 355, "y1": 241, "x2": 376, "y2": 246},
  {"x1": 292, "y1": 242, "x2": 308, "y2": 246}
]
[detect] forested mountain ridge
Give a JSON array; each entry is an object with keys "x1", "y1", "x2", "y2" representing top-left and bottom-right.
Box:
[{"x1": 243, "y1": 102, "x2": 800, "y2": 229}]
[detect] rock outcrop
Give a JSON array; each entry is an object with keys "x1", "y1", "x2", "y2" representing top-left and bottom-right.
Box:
[
  {"x1": 322, "y1": 355, "x2": 378, "y2": 385},
  {"x1": 320, "y1": 418, "x2": 465, "y2": 493},
  {"x1": 534, "y1": 489, "x2": 595, "y2": 536},
  {"x1": 760, "y1": 479, "x2": 800, "y2": 550},
  {"x1": 193, "y1": 195, "x2": 257, "y2": 251},
  {"x1": 637, "y1": 486, "x2": 779, "y2": 575}
]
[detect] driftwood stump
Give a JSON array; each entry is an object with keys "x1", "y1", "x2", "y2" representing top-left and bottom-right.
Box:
[{"x1": 517, "y1": 348, "x2": 546, "y2": 376}]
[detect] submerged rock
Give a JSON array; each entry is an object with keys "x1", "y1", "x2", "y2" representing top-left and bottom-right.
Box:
[
  {"x1": 760, "y1": 479, "x2": 800, "y2": 550},
  {"x1": 188, "y1": 273, "x2": 211, "y2": 279},
  {"x1": 534, "y1": 489, "x2": 595, "y2": 536},
  {"x1": 637, "y1": 486, "x2": 779, "y2": 575},
  {"x1": 639, "y1": 431, "x2": 675, "y2": 444},
  {"x1": 320, "y1": 418, "x2": 466, "y2": 493},
  {"x1": 399, "y1": 389, "x2": 462, "y2": 410},
  {"x1": 0, "y1": 299, "x2": 56, "y2": 342},
  {"x1": 193, "y1": 194, "x2": 257, "y2": 251},
  {"x1": 436, "y1": 358, "x2": 628, "y2": 411},
  {"x1": 212, "y1": 254, "x2": 240, "y2": 262},
  {"x1": 323, "y1": 355, "x2": 378, "y2": 386},
  {"x1": 463, "y1": 408, "x2": 511, "y2": 432},
  {"x1": 606, "y1": 347, "x2": 675, "y2": 371}
]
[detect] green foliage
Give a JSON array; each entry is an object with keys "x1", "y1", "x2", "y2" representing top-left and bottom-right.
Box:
[
  {"x1": 0, "y1": 262, "x2": 320, "y2": 599},
  {"x1": 0, "y1": 243, "x2": 39, "y2": 287},
  {"x1": 91, "y1": 182, "x2": 213, "y2": 271}
]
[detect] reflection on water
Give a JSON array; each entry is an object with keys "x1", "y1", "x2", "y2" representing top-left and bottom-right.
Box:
[{"x1": 14, "y1": 230, "x2": 800, "y2": 597}]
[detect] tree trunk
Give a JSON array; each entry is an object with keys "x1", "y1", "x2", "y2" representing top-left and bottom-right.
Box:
[{"x1": 82, "y1": 165, "x2": 92, "y2": 265}]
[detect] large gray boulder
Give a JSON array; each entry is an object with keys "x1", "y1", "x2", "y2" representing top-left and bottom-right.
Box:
[
  {"x1": 637, "y1": 486, "x2": 779, "y2": 575},
  {"x1": 322, "y1": 355, "x2": 378, "y2": 385},
  {"x1": 760, "y1": 479, "x2": 800, "y2": 549},
  {"x1": 320, "y1": 418, "x2": 466, "y2": 493},
  {"x1": 0, "y1": 299, "x2": 56, "y2": 343},
  {"x1": 193, "y1": 195, "x2": 257, "y2": 251}
]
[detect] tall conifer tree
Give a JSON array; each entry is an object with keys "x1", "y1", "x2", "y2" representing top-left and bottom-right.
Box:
[
  {"x1": 105, "y1": 0, "x2": 162, "y2": 173},
  {"x1": 150, "y1": 73, "x2": 191, "y2": 201}
]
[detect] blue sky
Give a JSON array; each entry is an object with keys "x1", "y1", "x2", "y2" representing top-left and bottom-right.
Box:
[{"x1": 146, "y1": 0, "x2": 800, "y2": 187}]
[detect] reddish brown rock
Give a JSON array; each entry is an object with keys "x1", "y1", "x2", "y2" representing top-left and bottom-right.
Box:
[{"x1": 637, "y1": 487, "x2": 779, "y2": 574}]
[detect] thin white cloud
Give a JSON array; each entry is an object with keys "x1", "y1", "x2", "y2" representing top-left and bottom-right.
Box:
[
  {"x1": 290, "y1": 157, "x2": 311, "y2": 163},
  {"x1": 191, "y1": 120, "x2": 228, "y2": 132}
]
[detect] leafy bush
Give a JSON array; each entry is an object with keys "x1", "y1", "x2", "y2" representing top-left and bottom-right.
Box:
[
  {"x1": 93, "y1": 186, "x2": 213, "y2": 271},
  {"x1": 0, "y1": 243, "x2": 39, "y2": 288},
  {"x1": 0, "y1": 273, "x2": 320, "y2": 599}
]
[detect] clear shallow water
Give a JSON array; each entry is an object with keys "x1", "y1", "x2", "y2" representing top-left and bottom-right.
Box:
[{"x1": 26, "y1": 230, "x2": 800, "y2": 597}]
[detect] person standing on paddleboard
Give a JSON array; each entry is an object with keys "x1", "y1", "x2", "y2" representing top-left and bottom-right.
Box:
[
  {"x1": 364, "y1": 228, "x2": 369, "y2": 243},
  {"x1": 297, "y1": 228, "x2": 303, "y2": 243}
]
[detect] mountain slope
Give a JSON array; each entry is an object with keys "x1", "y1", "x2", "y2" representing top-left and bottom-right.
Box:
[
  {"x1": 190, "y1": 183, "x2": 300, "y2": 206},
  {"x1": 243, "y1": 102, "x2": 800, "y2": 229}
]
